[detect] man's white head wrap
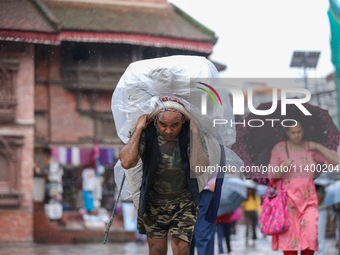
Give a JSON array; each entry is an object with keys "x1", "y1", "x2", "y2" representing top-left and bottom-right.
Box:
[{"x1": 148, "y1": 96, "x2": 190, "y2": 121}]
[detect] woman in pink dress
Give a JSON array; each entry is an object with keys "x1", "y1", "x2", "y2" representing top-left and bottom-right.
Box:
[{"x1": 269, "y1": 121, "x2": 338, "y2": 255}]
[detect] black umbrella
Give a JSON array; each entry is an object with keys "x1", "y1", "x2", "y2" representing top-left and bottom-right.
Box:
[{"x1": 232, "y1": 101, "x2": 340, "y2": 185}]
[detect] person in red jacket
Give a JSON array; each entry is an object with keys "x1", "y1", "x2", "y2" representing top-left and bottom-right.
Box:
[{"x1": 216, "y1": 212, "x2": 233, "y2": 254}]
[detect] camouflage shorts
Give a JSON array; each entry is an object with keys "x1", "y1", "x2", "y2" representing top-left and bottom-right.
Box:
[{"x1": 137, "y1": 201, "x2": 199, "y2": 243}]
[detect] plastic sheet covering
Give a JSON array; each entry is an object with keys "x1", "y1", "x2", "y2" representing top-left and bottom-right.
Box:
[
  {"x1": 114, "y1": 160, "x2": 132, "y2": 201},
  {"x1": 111, "y1": 55, "x2": 236, "y2": 146},
  {"x1": 111, "y1": 56, "x2": 243, "y2": 208},
  {"x1": 195, "y1": 132, "x2": 221, "y2": 191},
  {"x1": 124, "y1": 158, "x2": 143, "y2": 209}
]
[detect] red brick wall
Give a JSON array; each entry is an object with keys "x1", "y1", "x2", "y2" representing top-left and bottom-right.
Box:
[
  {"x1": 16, "y1": 45, "x2": 35, "y2": 121},
  {"x1": 80, "y1": 92, "x2": 91, "y2": 111},
  {"x1": 35, "y1": 85, "x2": 49, "y2": 111},
  {"x1": 49, "y1": 85, "x2": 94, "y2": 143},
  {"x1": 35, "y1": 45, "x2": 49, "y2": 82},
  {"x1": 48, "y1": 46, "x2": 62, "y2": 81},
  {"x1": 34, "y1": 45, "x2": 119, "y2": 144},
  {"x1": 0, "y1": 210, "x2": 33, "y2": 242},
  {"x1": 35, "y1": 45, "x2": 97, "y2": 144},
  {"x1": 35, "y1": 114, "x2": 49, "y2": 141},
  {"x1": 95, "y1": 92, "x2": 112, "y2": 112},
  {"x1": 0, "y1": 43, "x2": 35, "y2": 243}
]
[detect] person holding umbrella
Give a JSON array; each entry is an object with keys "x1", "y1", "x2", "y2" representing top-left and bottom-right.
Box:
[
  {"x1": 232, "y1": 100, "x2": 340, "y2": 185},
  {"x1": 324, "y1": 180, "x2": 340, "y2": 248},
  {"x1": 215, "y1": 211, "x2": 233, "y2": 254},
  {"x1": 241, "y1": 182, "x2": 261, "y2": 247},
  {"x1": 314, "y1": 182, "x2": 326, "y2": 255},
  {"x1": 215, "y1": 173, "x2": 247, "y2": 254},
  {"x1": 269, "y1": 120, "x2": 339, "y2": 255}
]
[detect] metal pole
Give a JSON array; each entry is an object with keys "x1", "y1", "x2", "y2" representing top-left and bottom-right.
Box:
[
  {"x1": 336, "y1": 75, "x2": 340, "y2": 129},
  {"x1": 103, "y1": 173, "x2": 126, "y2": 244},
  {"x1": 303, "y1": 66, "x2": 308, "y2": 90}
]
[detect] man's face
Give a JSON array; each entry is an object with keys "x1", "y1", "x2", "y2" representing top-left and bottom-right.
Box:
[{"x1": 156, "y1": 111, "x2": 185, "y2": 141}]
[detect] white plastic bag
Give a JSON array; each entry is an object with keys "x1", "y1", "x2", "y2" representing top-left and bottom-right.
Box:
[
  {"x1": 111, "y1": 55, "x2": 236, "y2": 146},
  {"x1": 112, "y1": 56, "x2": 243, "y2": 209},
  {"x1": 114, "y1": 160, "x2": 132, "y2": 200},
  {"x1": 124, "y1": 158, "x2": 143, "y2": 210},
  {"x1": 196, "y1": 132, "x2": 221, "y2": 192}
]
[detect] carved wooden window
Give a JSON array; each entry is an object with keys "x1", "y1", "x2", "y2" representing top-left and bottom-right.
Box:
[
  {"x1": 93, "y1": 113, "x2": 120, "y2": 143},
  {"x1": 0, "y1": 60, "x2": 19, "y2": 124},
  {"x1": 0, "y1": 152, "x2": 9, "y2": 191},
  {"x1": 0, "y1": 135, "x2": 24, "y2": 207},
  {"x1": 61, "y1": 42, "x2": 130, "y2": 91}
]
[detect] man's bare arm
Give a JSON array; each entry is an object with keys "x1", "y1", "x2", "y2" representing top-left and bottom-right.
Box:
[{"x1": 119, "y1": 115, "x2": 150, "y2": 169}]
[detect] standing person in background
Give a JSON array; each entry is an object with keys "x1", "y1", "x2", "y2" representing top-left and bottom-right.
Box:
[
  {"x1": 335, "y1": 213, "x2": 340, "y2": 248},
  {"x1": 315, "y1": 184, "x2": 326, "y2": 255},
  {"x1": 81, "y1": 165, "x2": 96, "y2": 212},
  {"x1": 120, "y1": 97, "x2": 210, "y2": 255},
  {"x1": 241, "y1": 187, "x2": 261, "y2": 247},
  {"x1": 269, "y1": 121, "x2": 338, "y2": 255},
  {"x1": 190, "y1": 173, "x2": 217, "y2": 255},
  {"x1": 231, "y1": 207, "x2": 242, "y2": 235},
  {"x1": 216, "y1": 212, "x2": 233, "y2": 254}
]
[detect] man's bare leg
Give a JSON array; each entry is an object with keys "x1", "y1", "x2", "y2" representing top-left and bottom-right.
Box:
[
  {"x1": 148, "y1": 236, "x2": 168, "y2": 255},
  {"x1": 171, "y1": 236, "x2": 190, "y2": 255}
]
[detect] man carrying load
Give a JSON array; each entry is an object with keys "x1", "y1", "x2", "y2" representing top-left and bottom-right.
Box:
[
  {"x1": 112, "y1": 56, "x2": 240, "y2": 255},
  {"x1": 119, "y1": 96, "x2": 209, "y2": 255}
]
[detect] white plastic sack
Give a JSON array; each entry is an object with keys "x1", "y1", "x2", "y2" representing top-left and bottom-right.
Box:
[
  {"x1": 195, "y1": 132, "x2": 221, "y2": 192},
  {"x1": 114, "y1": 160, "x2": 132, "y2": 200},
  {"x1": 111, "y1": 55, "x2": 236, "y2": 146},
  {"x1": 111, "y1": 55, "x2": 244, "y2": 210},
  {"x1": 125, "y1": 158, "x2": 143, "y2": 210},
  {"x1": 44, "y1": 202, "x2": 63, "y2": 220},
  {"x1": 114, "y1": 159, "x2": 143, "y2": 209}
]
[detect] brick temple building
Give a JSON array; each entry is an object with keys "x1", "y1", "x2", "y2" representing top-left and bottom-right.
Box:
[{"x1": 0, "y1": 0, "x2": 224, "y2": 243}]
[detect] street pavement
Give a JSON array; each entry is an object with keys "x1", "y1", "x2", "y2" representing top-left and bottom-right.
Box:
[{"x1": 0, "y1": 225, "x2": 338, "y2": 255}]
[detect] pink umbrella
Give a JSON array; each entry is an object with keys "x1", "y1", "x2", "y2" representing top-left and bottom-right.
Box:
[{"x1": 232, "y1": 101, "x2": 340, "y2": 185}]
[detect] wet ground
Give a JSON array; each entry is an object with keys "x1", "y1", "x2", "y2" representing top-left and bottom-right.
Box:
[{"x1": 0, "y1": 225, "x2": 338, "y2": 255}]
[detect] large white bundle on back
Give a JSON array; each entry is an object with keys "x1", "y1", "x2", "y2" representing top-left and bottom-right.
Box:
[
  {"x1": 111, "y1": 56, "x2": 243, "y2": 206},
  {"x1": 111, "y1": 55, "x2": 236, "y2": 146}
]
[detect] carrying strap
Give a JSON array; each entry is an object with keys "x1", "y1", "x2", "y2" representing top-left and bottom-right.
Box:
[
  {"x1": 267, "y1": 179, "x2": 283, "y2": 196},
  {"x1": 285, "y1": 140, "x2": 289, "y2": 158},
  {"x1": 267, "y1": 141, "x2": 288, "y2": 196}
]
